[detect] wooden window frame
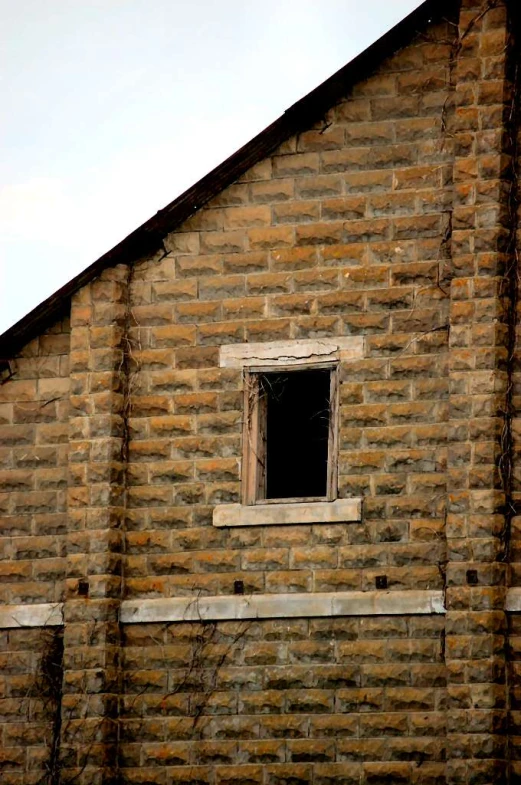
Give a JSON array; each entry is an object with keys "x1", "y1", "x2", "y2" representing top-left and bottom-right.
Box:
[{"x1": 242, "y1": 362, "x2": 339, "y2": 506}]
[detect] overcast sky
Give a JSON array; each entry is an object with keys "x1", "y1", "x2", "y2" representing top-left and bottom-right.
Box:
[{"x1": 0, "y1": 0, "x2": 421, "y2": 334}]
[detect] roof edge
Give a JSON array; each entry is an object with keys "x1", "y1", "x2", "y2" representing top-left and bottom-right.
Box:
[{"x1": 0, "y1": 0, "x2": 451, "y2": 359}]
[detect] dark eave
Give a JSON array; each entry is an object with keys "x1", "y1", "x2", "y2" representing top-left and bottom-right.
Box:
[{"x1": 0, "y1": 0, "x2": 452, "y2": 359}]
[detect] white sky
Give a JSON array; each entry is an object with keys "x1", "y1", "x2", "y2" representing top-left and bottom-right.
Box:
[{"x1": 0, "y1": 0, "x2": 422, "y2": 334}]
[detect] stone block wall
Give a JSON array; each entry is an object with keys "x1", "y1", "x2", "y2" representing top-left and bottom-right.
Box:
[
  {"x1": 0, "y1": 317, "x2": 69, "y2": 783},
  {"x1": 0, "y1": 627, "x2": 63, "y2": 785},
  {"x1": 120, "y1": 615, "x2": 446, "y2": 785},
  {"x1": 115, "y1": 16, "x2": 457, "y2": 783},
  {"x1": 1, "y1": 1, "x2": 521, "y2": 783},
  {"x1": 0, "y1": 316, "x2": 70, "y2": 606}
]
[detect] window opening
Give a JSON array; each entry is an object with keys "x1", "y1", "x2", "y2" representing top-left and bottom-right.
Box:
[{"x1": 244, "y1": 366, "x2": 337, "y2": 504}]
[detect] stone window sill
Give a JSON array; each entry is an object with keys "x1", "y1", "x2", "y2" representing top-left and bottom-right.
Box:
[{"x1": 212, "y1": 498, "x2": 362, "y2": 528}]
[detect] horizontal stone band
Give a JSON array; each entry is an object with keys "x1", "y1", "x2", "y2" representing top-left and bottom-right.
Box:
[
  {"x1": 120, "y1": 590, "x2": 445, "y2": 624},
  {"x1": 0, "y1": 603, "x2": 63, "y2": 629},
  {"x1": 11, "y1": 589, "x2": 521, "y2": 628}
]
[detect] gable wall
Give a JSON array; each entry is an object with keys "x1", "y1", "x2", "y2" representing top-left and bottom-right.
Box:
[{"x1": 127, "y1": 22, "x2": 452, "y2": 602}]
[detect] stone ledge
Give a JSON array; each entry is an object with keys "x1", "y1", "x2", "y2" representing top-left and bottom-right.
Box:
[
  {"x1": 506, "y1": 588, "x2": 521, "y2": 611},
  {"x1": 219, "y1": 337, "x2": 364, "y2": 368},
  {"x1": 120, "y1": 590, "x2": 445, "y2": 624},
  {"x1": 0, "y1": 591, "x2": 446, "y2": 628},
  {"x1": 0, "y1": 603, "x2": 63, "y2": 629},
  {"x1": 213, "y1": 498, "x2": 362, "y2": 528}
]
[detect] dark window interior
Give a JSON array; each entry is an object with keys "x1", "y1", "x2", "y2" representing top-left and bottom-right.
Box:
[{"x1": 261, "y1": 369, "x2": 331, "y2": 500}]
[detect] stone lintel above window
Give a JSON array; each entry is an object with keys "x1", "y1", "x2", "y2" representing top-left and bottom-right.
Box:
[{"x1": 219, "y1": 336, "x2": 364, "y2": 368}]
